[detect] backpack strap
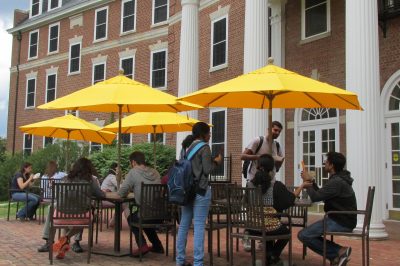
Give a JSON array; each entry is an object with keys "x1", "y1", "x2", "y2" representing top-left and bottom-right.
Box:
[
  {"x1": 254, "y1": 136, "x2": 264, "y2": 155},
  {"x1": 186, "y1": 142, "x2": 207, "y2": 160},
  {"x1": 276, "y1": 141, "x2": 280, "y2": 154}
]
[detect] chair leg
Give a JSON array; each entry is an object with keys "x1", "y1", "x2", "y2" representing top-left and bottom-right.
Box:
[
  {"x1": 322, "y1": 236, "x2": 327, "y2": 266},
  {"x1": 217, "y1": 228, "x2": 221, "y2": 257},
  {"x1": 251, "y1": 240, "x2": 255, "y2": 266},
  {"x1": 366, "y1": 234, "x2": 370, "y2": 266},
  {"x1": 173, "y1": 226, "x2": 176, "y2": 261},
  {"x1": 289, "y1": 236, "x2": 292, "y2": 266},
  {"x1": 229, "y1": 235, "x2": 234, "y2": 266},
  {"x1": 139, "y1": 225, "x2": 143, "y2": 262},
  {"x1": 362, "y1": 236, "x2": 366, "y2": 266},
  {"x1": 7, "y1": 200, "x2": 11, "y2": 221},
  {"x1": 88, "y1": 225, "x2": 92, "y2": 264},
  {"x1": 303, "y1": 243, "x2": 307, "y2": 259},
  {"x1": 165, "y1": 227, "x2": 169, "y2": 256},
  {"x1": 226, "y1": 224, "x2": 229, "y2": 261},
  {"x1": 49, "y1": 228, "x2": 55, "y2": 265},
  {"x1": 209, "y1": 229, "x2": 213, "y2": 266},
  {"x1": 236, "y1": 228, "x2": 239, "y2": 252}
]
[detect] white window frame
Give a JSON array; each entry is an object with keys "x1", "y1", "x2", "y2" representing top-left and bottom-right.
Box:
[
  {"x1": 48, "y1": 22, "x2": 60, "y2": 54},
  {"x1": 90, "y1": 142, "x2": 103, "y2": 153},
  {"x1": 119, "y1": 56, "x2": 135, "y2": 79},
  {"x1": 45, "y1": 72, "x2": 57, "y2": 103},
  {"x1": 301, "y1": 0, "x2": 331, "y2": 40},
  {"x1": 30, "y1": 0, "x2": 42, "y2": 18},
  {"x1": 210, "y1": 15, "x2": 228, "y2": 72},
  {"x1": 43, "y1": 136, "x2": 54, "y2": 148},
  {"x1": 23, "y1": 134, "x2": 34, "y2": 155},
  {"x1": 68, "y1": 42, "x2": 81, "y2": 75},
  {"x1": 120, "y1": 133, "x2": 133, "y2": 146},
  {"x1": 92, "y1": 62, "x2": 107, "y2": 85},
  {"x1": 94, "y1": 6, "x2": 109, "y2": 42},
  {"x1": 25, "y1": 77, "x2": 36, "y2": 109},
  {"x1": 121, "y1": 0, "x2": 137, "y2": 34},
  {"x1": 28, "y1": 30, "x2": 40, "y2": 60},
  {"x1": 152, "y1": 0, "x2": 169, "y2": 26},
  {"x1": 209, "y1": 108, "x2": 228, "y2": 180},
  {"x1": 148, "y1": 133, "x2": 166, "y2": 145},
  {"x1": 65, "y1": 110, "x2": 80, "y2": 117},
  {"x1": 48, "y1": 0, "x2": 61, "y2": 11},
  {"x1": 150, "y1": 48, "x2": 168, "y2": 90}
]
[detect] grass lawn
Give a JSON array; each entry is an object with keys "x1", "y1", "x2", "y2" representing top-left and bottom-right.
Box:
[{"x1": 0, "y1": 201, "x2": 18, "y2": 219}]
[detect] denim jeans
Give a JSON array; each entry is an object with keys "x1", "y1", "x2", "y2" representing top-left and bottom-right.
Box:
[
  {"x1": 12, "y1": 192, "x2": 40, "y2": 218},
  {"x1": 176, "y1": 187, "x2": 211, "y2": 266},
  {"x1": 298, "y1": 217, "x2": 353, "y2": 260}
]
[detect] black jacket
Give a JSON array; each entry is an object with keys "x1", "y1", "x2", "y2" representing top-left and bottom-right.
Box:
[{"x1": 307, "y1": 170, "x2": 357, "y2": 229}]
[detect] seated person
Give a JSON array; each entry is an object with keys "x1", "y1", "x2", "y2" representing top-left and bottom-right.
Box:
[
  {"x1": 117, "y1": 151, "x2": 164, "y2": 257},
  {"x1": 11, "y1": 162, "x2": 41, "y2": 220},
  {"x1": 38, "y1": 158, "x2": 105, "y2": 259},
  {"x1": 249, "y1": 154, "x2": 304, "y2": 265}
]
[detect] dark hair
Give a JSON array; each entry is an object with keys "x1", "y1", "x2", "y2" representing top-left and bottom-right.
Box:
[
  {"x1": 251, "y1": 154, "x2": 275, "y2": 194},
  {"x1": 129, "y1": 151, "x2": 146, "y2": 165},
  {"x1": 108, "y1": 162, "x2": 118, "y2": 175},
  {"x1": 19, "y1": 162, "x2": 32, "y2": 178},
  {"x1": 326, "y1": 152, "x2": 346, "y2": 173},
  {"x1": 182, "y1": 134, "x2": 195, "y2": 149},
  {"x1": 272, "y1": 120, "x2": 283, "y2": 129},
  {"x1": 45, "y1": 160, "x2": 58, "y2": 178},
  {"x1": 66, "y1": 158, "x2": 96, "y2": 182},
  {"x1": 192, "y1": 122, "x2": 210, "y2": 140}
]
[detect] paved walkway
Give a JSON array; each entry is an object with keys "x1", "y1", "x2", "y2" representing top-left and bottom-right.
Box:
[{"x1": 0, "y1": 214, "x2": 399, "y2": 265}]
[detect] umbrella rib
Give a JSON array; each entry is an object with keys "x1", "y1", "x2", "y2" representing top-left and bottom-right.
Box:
[
  {"x1": 334, "y1": 94, "x2": 362, "y2": 110},
  {"x1": 98, "y1": 132, "x2": 110, "y2": 144},
  {"x1": 208, "y1": 93, "x2": 229, "y2": 106},
  {"x1": 79, "y1": 130, "x2": 87, "y2": 142},
  {"x1": 169, "y1": 104, "x2": 179, "y2": 112},
  {"x1": 304, "y1": 92, "x2": 323, "y2": 107},
  {"x1": 48, "y1": 128, "x2": 58, "y2": 138}
]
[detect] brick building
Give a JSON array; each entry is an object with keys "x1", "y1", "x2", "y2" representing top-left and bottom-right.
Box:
[{"x1": 6, "y1": 0, "x2": 400, "y2": 236}]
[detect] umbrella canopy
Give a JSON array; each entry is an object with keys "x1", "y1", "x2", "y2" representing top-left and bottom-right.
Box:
[{"x1": 179, "y1": 59, "x2": 363, "y2": 150}]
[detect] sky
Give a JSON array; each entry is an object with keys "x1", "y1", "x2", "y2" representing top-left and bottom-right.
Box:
[{"x1": 0, "y1": 1, "x2": 30, "y2": 138}]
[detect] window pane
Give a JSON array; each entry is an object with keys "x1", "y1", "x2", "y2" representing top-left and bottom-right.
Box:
[
  {"x1": 393, "y1": 195, "x2": 400, "y2": 208},
  {"x1": 305, "y1": 0, "x2": 325, "y2": 9},
  {"x1": 152, "y1": 70, "x2": 166, "y2": 87},
  {"x1": 121, "y1": 58, "x2": 133, "y2": 78},
  {"x1": 97, "y1": 10, "x2": 107, "y2": 24},
  {"x1": 71, "y1": 44, "x2": 80, "y2": 57},
  {"x1": 47, "y1": 89, "x2": 55, "y2": 102},
  {"x1": 70, "y1": 58, "x2": 79, "y2": 73},
  {"x1": 50, "y1": 0, "x2": 59, "y2": 9},
  {"x1": 31, "y1": 32, "x2": 38, "y2": 44},
  {"x1": 47, "y1": 74, "x2": 56, "y2": 89},
  {"x1": 124, "y1": 0, "x2": 135, "y2": 16},
  {"x1": 30, "y1": 45, "x2": 37, "y2": 58},
  {"x1": 213, "y1": 42, "x2": 226, "y2": 66},
  {"x1": 152, "y1": 51, "x2": 166, "y2": 69},
  {"x1": 121, "y1": 133, "x2": 131, "y2": 145},
  {"x1": 28, "y1": 79, "x2": 36, "y2": 93},
  {"x1": 305, "y1": 3, "x2": 327, "y2": 37},
  {"x1": 50, "y1": 39, "x2": 57, "y2": 52},
  {"x1": 389, "y1": 85, "x2": 400, "y2": 111},
  {"x1": 32, "y1": 0, "x2": 40, "y2": 16},
  {"x1": 150, "y1": 133, "x2": 164, "y2": 143},
  {"x1": 212, "y1": 111, "x2": 225, "y2": 143},
  {"x1": 96, "y1": 24, "x2": 107, "y2": 39},
  {"x1": 27, "y1": 94, "x2": 35, "y2": 107},
  {"x1": 392, "y1": 123, "x2": 399, "y2": 136},
  {"x1": 94, "y1": 64, "x2": 105, "y2": 84},
  {"x1": 50, "y1": 25, "x2": 58, "y2": 38},
  {"x1": 155, "y1": 0, "x2": 167, "y2": 6},
  {"x1": 154, "y1": 5, "x2": 167, "y2": 23},
  {"x1": 123, "y1": 16, "x2": 135, "y2": 32},
  {"x1": 44, "y1": 137, "x2": 53, "y2": 146},
  {"x1": 213, "y1": 18, "x2": 226, "y2": 44}
]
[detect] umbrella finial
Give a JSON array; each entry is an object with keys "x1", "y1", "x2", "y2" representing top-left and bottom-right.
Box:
[
  {"x1": 118, "y1": 69, "x2": 125, "y2": 76},
  {"x1": 268, "y1": 57, "x2": 274, "y2": 65}
]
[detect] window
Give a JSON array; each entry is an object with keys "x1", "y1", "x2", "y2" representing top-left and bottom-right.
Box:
[
  {"x1": 65, "y1": 110, "x2": 79, "y2": 117},
  {"x1": 149, "y1": 133, "x2": 164, "y2": 143},
  {"x1": 46, "y1": 73, "x2": 57, "y2": 102},
  {"x1": 121, "y1": 0, "x2": 136, "y2": 33},
  {"x1": 210, "y1": 109, "x2": 227, "y2": 181},
  {"x1": 30, "y1": 0, "x2": 41, "y2": 17},
  {"x1": 151, "y1": 50, "x2": 167, "y2": 89},
  {"x1": 211, "y1": 17, "x2": 227, "y2": 68},
  {"x1": 121, "y1": 133, "x2": 132, "y2": 146},
  {"x1": 29, "y1": 30, "x2": 39, "y2": 59},
  {"x1": 90, "y1": 142, "x2": 102, "y2": 153},
  {"x1": 120, "y1": 57, "x2": 134, "y2": 79},
  {"x1": 69, "y1": 42, "x2": 81, "y2": 74},
  {"x1": 93, "y1": 63, "x2": 106, "y2": 84},
  {"x1": 94, "y1": 7, "x2": 108, "y2": 41},
  {"x1": 26, "y1": 78, "x2": 36, "y2": 108},
  {"x1": 23, "y1": 134, "x2": 33, "y2": 156},
  {"x1": 153, "y1": 0, "x2": 168, "y2": 24},
  {"x1": 48, "y1": 23, "x2": 59, "y2": 53},
  {"x1": 48, "y1": 0, "x2": 61, "y2": 10},
  {"x1": 302, "y1": 0, "x2": 330, "y2": 39},
  {"x1": 43, "y1": 137, "x2": 54, "y2": 147}
]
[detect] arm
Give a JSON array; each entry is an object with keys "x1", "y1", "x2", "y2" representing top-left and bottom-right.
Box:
[
  {"x1": 293, "y1": 184, "x2": 304, "y2": 198},
  {"x1": 17, "y1": 176, "x2": 34, "y2": 190},
  {"x1": 306, "y1": 179, "x2": 341, "y2": 202},
  {"x1": 240, "y1": 148, "x2": 259, "y2": 161},
  {"x1": 118, "y1": 172, "x2": 133, "y2": 198},
  {"x1": 201, "y1": 146, "x2": 213, "y2": 176},
  {"x1": 91, "y1": 177, "x2": 105, "y2": 198}
]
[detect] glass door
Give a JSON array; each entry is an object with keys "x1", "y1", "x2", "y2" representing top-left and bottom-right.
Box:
[{"x1": 387, "y1": 118, "x2": 400, "y2": 210}]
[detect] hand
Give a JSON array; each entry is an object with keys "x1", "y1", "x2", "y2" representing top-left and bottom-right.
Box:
[
  {"x1": 301, "y1": 181, "x2": 314, "y2": 188},
  {"x1": 300, "y1": 171, "x2": 313, "y2": 181},
  {"x1": 214, "y1": 154, "x2": 223, "y2": 165}
]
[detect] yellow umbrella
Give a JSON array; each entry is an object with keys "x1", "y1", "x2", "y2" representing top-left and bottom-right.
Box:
[
  {"x1": 38, "y1": 71, "x2": 202, "y2": 186},
  {"x1": 20, "y1": 114, "x2": 116, "y2": 170},
  {"x1": 102, "y1": 112, "x2": 204, "y2": 166},
  {"x1": 179, "y1": 58, "x2": 363, "y2": 150}
]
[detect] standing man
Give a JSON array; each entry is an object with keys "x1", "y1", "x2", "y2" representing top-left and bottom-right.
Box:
[{"x1": 298, "y1": 152, "x2": 357, "y2": 266}]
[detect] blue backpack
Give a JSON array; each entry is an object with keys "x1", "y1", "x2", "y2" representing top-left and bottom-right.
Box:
[{"x1": 168, "y1": 141, "x2": 207, "y2": 205}]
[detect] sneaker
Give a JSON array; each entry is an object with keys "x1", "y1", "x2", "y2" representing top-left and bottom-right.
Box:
[
  {"x1": 150, "y1": 245, "x2": 164, "y2": 254},
  {"x1": 37, "y1": 242, "x2": 50, "y2": 252},
  {"x1": 56, "y1": 243, "x2": 70, "y2": 260},
  {"x1": 53, "y1": 236, "x2": 69, "y2": 252},
  {"x1": 338, "y1": 247, "x2": 352, "y2": 266},
  {"x1": 132, "y1": 244, "x2": 151, "y2": 257},
  {"x1": 72, "y1": 241, "x2": 83, "y2": 253}
]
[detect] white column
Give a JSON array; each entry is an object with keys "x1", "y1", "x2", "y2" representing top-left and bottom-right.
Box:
[
  {"x1": 269, "y1": 0, "x2": 286, "y2": 182},
  {"x1": 242, "y1": 0, "x2": 269, "y2": 185},
  {"x1": 345, "y1": 0, "x2": 388, "y2": 239},
  {"x1": 176, "y1": 0, "x2": 199, "y2": 158}
]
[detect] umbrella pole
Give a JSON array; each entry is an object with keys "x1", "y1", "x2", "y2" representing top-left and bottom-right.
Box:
[
  {"x1": 153, "y1": 125, "x2": 156, "y2": 168},
  {"x1": 65, "y1": 131, "x2": 70, "y2": 172},
  {"x1": 117, "y1": 105, "x2": 122, "y2": 189},
  {"x1": 268, "y1": 95, "x2": 273, "y2": 153}
]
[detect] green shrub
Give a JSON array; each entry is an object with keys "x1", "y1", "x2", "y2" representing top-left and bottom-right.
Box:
[{"x1": 0, "y1": 153, "x2": 24, "y2": 201}]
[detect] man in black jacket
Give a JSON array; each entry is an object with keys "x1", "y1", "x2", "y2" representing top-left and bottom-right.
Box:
[{"x1": 298, "y1": 152, "x2": 357, "y2": 266}]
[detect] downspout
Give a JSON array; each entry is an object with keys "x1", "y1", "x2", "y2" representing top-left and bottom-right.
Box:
[{"x1": 12, "y1": 30, "x2": 22, "y2": 155}]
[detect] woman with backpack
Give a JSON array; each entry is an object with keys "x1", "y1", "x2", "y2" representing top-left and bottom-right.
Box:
[{"x1": 176, "y1": 122, "x2": 222, "y2": 266}]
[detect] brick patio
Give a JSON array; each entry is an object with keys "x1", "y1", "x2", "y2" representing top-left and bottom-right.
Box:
[{"x1": 0, "y1": 214, "x2": 399, "y2": 266}]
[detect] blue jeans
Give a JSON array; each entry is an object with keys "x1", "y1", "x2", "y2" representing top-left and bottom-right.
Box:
[
  {"x1": 298, "y1": 217, "x2": 353, "y2": 260},
  {"x1": 12, "y1": 192, "x2": 41, "y2": 218},
  {"x1": 176, "y1": 187, "x2": 211, "y2": 266}
]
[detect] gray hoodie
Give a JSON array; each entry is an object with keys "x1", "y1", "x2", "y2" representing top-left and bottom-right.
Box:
[
  {"x1": 118, "y1": 166, "x2": 160, "y2": 205},
  {"x1": 189, "y1": 140, "x2": 214, "y2": 196}
]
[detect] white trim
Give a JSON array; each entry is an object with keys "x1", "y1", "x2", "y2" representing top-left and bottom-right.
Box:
[
  {"x1": 29, "y1": 0, "x2": 42, "y2": 18},
  {"x1": 69, "y1": 14, "x2": 83, "y2": 29},
  {"x1": 45, "y1": 72, "x2": 57, "y2": 103},
  {"x1": 89, "y1": 142, "x2": 103, "y2": 153},
  {"x1": 92, "y1": 61, "x2": 107, "y2": 85},
  {"x1": 48, "y1": 0, "x2": 62, "y2": 11},
  {"x1": 23, "y1": 134, "x2": 34, "y2": 155},
  {"x1": 43, "y1": 136, "x2": 54, "y2": 148},
  {"x1": 150, "y1": 48, "x2": 168, "y2": 90},
  {"x1": 94, "y1": 6, "x2": 109, "y2": 43},
  {"x1": 120, "y1": 0, "x2": 137, "y2": 34},
  {"x1": 68, "y1": 41, "x2": 82, "y2": 75},
  {"x1": 28, "y1": 30, "x2": 40, "y2": 60},
  {"x1": 118, "y1": 47, "x2": 137, "y2": 58},
  {"x1": 65, "y1": 110, "x2": 80, "y2": 117},
  {"x1": 301, "y1": 0, "x2": 331, "y2": 41},
  {"x1": 45, "y1": 66, "x2": 59, "y2": 75},
  {"x1": 209, "y1": 4, "x2": 230, "y2": 21},
  {"x1": 210, "y1": 15, "x2": 228, "y2": 70},
  {"x1": 152, "y1": 0, "x2": 169, "y2": 26},
  {"x1": 148, "y1": 133, "x2": 166, "y2": 145},
  {"x1": 25, "y1": 71, "x2": 38, "y2": 80},
  {"x1": 48, "y1": 22, "x2": 60, "y2": 54},
  {"x1": 68, "y1": 35, "x2": 83, "y2": 44},
  {"x1": 25, "y1": 76, "x2": 37, "y2": 109},
  {"x1": 91, "y1": 54, "x2": 108, "y2": 65},
  {"x1": 119, "y1": 55, "x2": 135, "y2": 79},
  {"x1": 148, "y1": 40, "x2": 168, "y2": 51},
  {"x1": 209, "y1": 107, "x2": 228, "y2": 156}
]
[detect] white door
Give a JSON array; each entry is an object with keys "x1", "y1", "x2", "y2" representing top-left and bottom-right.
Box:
[{"x1": 386, "y1": 118, "x2": 400, "y2": 210}]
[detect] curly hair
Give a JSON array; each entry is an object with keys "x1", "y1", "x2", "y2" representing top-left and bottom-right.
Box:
[
  {"x1": 66, "y1": 158, "x2": 97, "y2": 182},
  {"x1": 251, "y1": 154, "x2": 275, "y2": 194}
]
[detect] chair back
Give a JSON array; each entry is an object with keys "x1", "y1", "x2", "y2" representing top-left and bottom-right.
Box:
[
  {"x1": 211, "y1": 183, "x2": 236, "y2": 201},
  {"x1": 40, "y1": 178, "x2": 63, "y2": 200},
  {"x1": 228, "y1": 186, "x2": 265, "y2": 230},
  {"x1": 282, "y1": 186, "x2": 308, "y2": 227},
  {"x1": 362, "y1": 186, "x2": 375, "y2": 234},
  {"x1": 52, "y1": 182, "x2": 92, "y2": 219},
  {"x1": 139, "y1": 183, "x2": 172, "y2": 221}
]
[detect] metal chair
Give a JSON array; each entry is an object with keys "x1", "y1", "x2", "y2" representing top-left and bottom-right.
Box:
[
  {"x1": 7, "y1": 178, "x2": 29, "y2": 221},
  {"x1": 228, "y1": 186, "x2": 292, "y2": 266},
  {"x1": 49, "y1": 182, "x2": 93, "y2": 264},
  {"x1": 323, "y1": 186, "x2": 375, "y2": 266},
  {"x1": 37, "y1": 178, "x2": 62, "y2": 224},
  {"x1": 129, "y1": 183, "x2": 176, "y2": 262}
]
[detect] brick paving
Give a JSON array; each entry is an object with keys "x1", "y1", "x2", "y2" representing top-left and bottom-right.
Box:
[{"x1": 0, "y1": 214, "x2": 399, "y2": 266}]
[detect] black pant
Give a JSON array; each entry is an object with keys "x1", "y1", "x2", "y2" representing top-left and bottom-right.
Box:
[
  {"x1": 129, "y1": 212, "x2": 163, "y2": 249},
  {"x1": 248, "y1": 225, "x2": 290, "y2": 258}
]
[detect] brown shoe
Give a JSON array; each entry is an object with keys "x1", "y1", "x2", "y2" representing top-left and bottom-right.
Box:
[{"x1": 132, "y1": 244, "x2": 151, "y2": 257}]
